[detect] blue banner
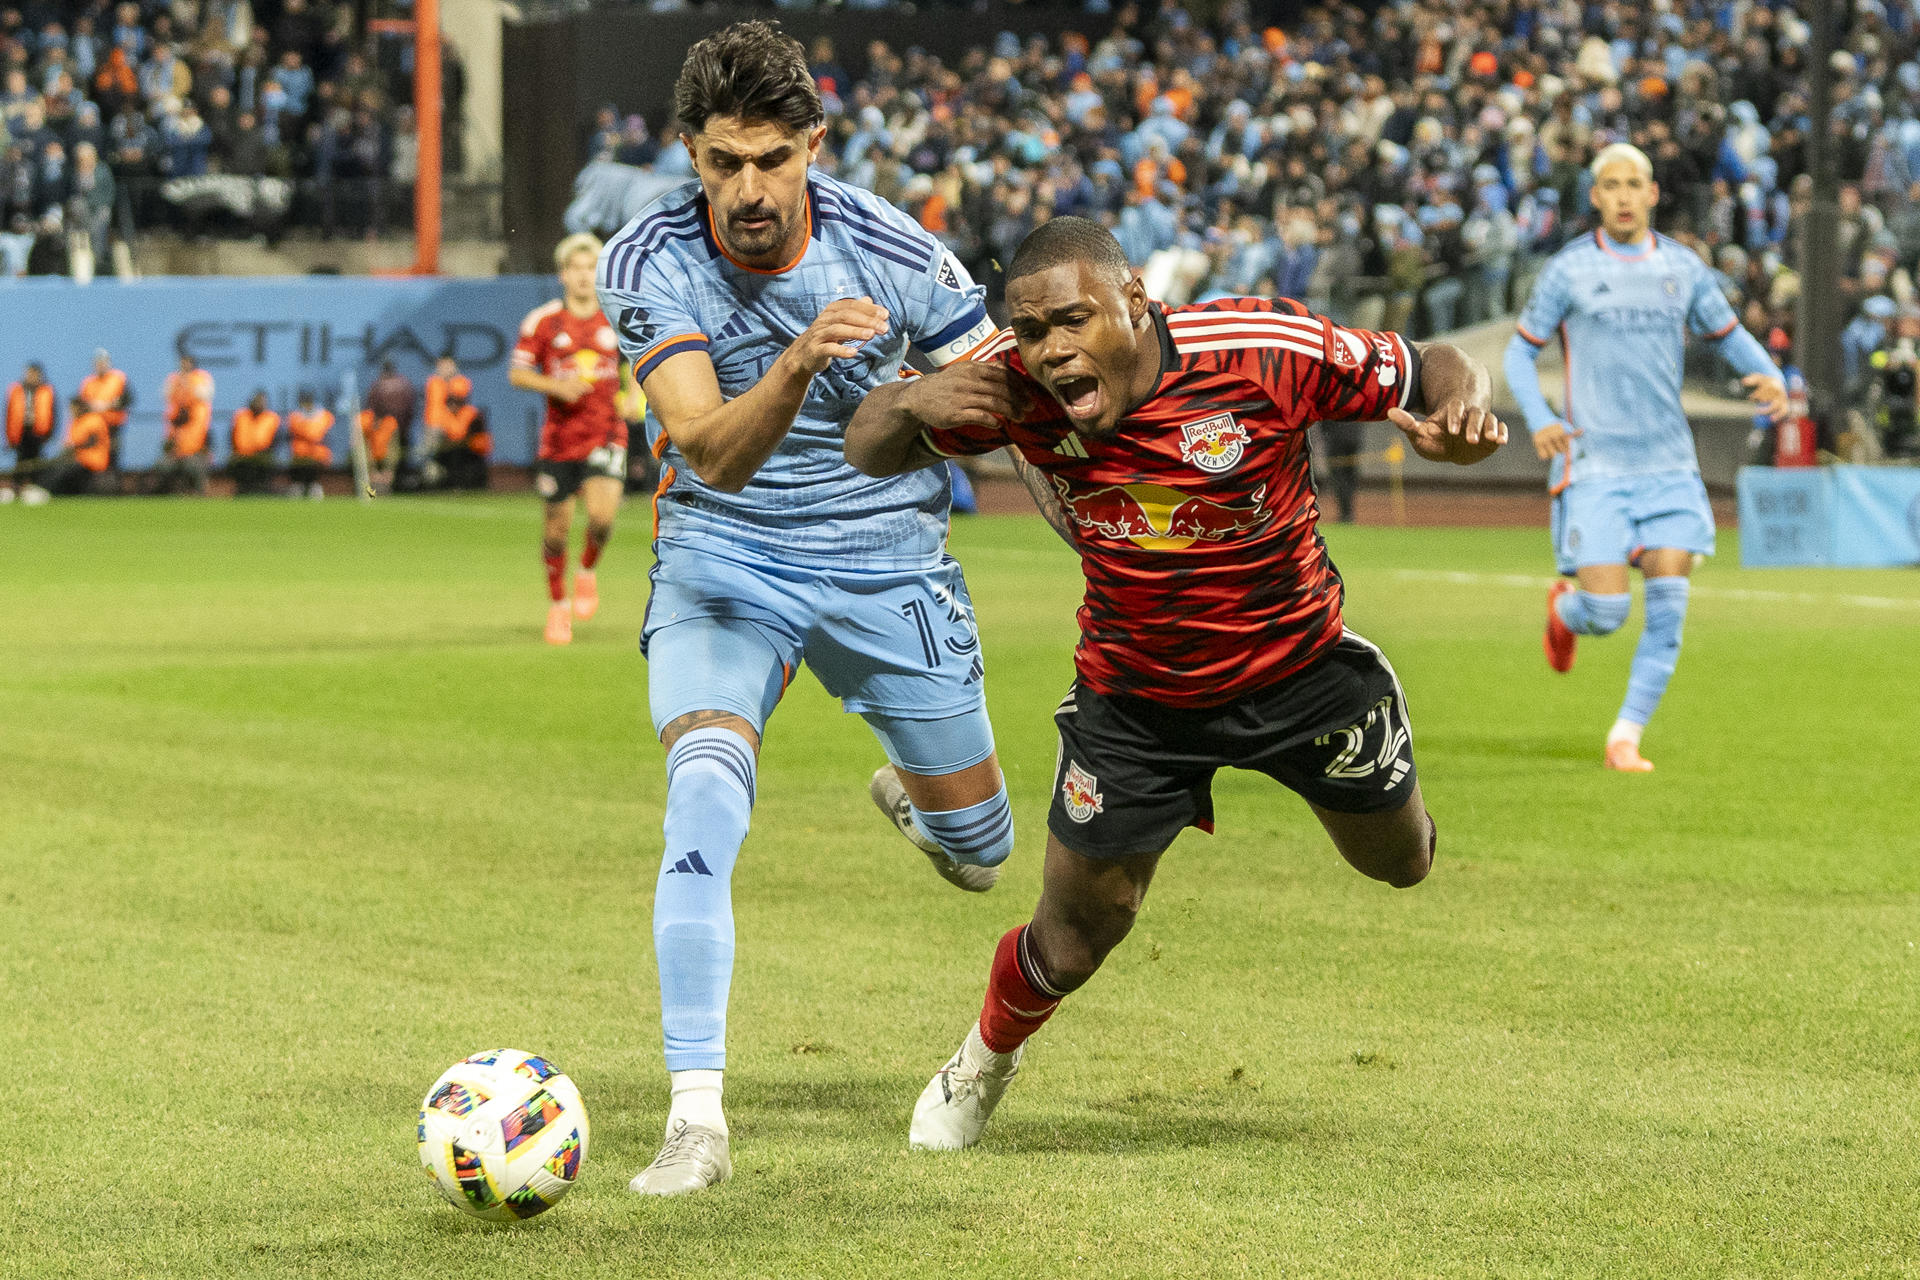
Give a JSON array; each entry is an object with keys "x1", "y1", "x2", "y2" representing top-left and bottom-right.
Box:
[
  {"x1": 0, "y1": 275, "x2": 560, "y2": 467},
  {"x1": 1737, "y1": 465, "x2": 1920, "y2": 567}
]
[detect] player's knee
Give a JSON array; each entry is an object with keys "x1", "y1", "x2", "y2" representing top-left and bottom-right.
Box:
[
  {"x1": 541, "y1": 536, "x2": 567, "y2": 560},
  {"x1": 1581, "y1": 591, "x2": 1631, "y2": 635},
  {"x1": 586, "y1": 521, "x2": 613, "y2": 547},
  {"x1": 1383, "y1": 811, "x2": 1437, "y2": 889},
  {"x1": 911, "y1": 784, "x2": 1015, "y2": 867}
]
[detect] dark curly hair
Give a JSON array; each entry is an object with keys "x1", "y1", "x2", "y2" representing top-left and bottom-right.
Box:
[{"x1": 673, "y1": 21, "x2": 823, "y2": 137}]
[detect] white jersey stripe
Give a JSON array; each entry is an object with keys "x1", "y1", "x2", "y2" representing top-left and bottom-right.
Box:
[
  {"x1": 1167, "y1": 314, "x2": 1327, "y2": 339},
  {"x1": 1173, "y1": 336, "x2": 1324, "y2": 360}
]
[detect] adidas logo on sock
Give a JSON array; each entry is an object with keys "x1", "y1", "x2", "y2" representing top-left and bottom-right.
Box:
[{"x1": 666, "y1": 850, "x2": 714, "y2": 876}]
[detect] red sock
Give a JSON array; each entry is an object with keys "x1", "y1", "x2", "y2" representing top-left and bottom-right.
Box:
[
  {"x1": 580, "y1": 538, "x2": 604, "y2": 571},
  {"x1": 978, "y1": 925, "x2": 1064, "y2": 1053},
  {"x1": 543, "y1": 550, "x2": 566, "y2": 602}
]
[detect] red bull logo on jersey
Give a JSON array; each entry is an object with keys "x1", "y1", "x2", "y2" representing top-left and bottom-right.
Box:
[
  {"x1": 1177, "y1": 412, "x2": 1251, "y2": 473},
  {"x1": 1061, "y1": 760, "x2": 1103, "y2": 823},
  {"x1": 1054, "y1": 477, "x2": 1272, "y2": 551}
]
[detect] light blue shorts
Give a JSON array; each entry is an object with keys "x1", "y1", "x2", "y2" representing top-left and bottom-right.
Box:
[
  {"x1": 642, "y1": 540, "x2": 992, "y2": 773},
  {"x1": 1552, "y1": 469, "x2": 1715, "y2": 575}
]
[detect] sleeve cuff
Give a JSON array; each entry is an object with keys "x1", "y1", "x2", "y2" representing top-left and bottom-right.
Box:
[
  {"x1": 919, "y1": 427, "x2": 959, "y2": 458},
  {"x1": 1515, "y1": 324, "x2": 1548, "y2": 347},
  {"x1": 633, "y1": 334, "x2": 711, "y2": 383},
  {"x1": 1706, "y1": 319, "x2": 1739, "y2": 340}
]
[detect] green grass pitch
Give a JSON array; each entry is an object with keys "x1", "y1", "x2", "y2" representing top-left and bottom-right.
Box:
[{"x1": 3, "y1": 496, "x2": 1916, "y2": 1279}]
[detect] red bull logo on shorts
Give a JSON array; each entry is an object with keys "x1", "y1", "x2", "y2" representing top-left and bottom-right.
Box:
[
  {"x1": 1177, "y1": 412, "x2": 1251, "y2": 473},
  {"x1": 1053, "y1": 477, "x2": 1272, "y2": 551},
  {"x1": 1061, "y1": 760, "x2": 1103, "y2": 823}
]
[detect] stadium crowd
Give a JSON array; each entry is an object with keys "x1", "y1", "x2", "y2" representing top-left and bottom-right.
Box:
[
  {"x1": 0, "y1": 0, "x2": 465, "y2": 273},
  {"x1": 564, "y1": 0, "x2": 1919, "y2": 452}
]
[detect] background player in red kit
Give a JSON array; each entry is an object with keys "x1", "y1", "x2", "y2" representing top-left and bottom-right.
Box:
[
  {"x1": 845, "y1": 217, "x2": 1508, "y2": 1150},
  {"x1": 511, "y1": 232, "x2": 630, "y2": 645}
]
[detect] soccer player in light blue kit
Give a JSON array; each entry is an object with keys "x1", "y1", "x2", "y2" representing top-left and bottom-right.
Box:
[
  {"x1": 1505, "y1": 143, "x2": 1788, "y2": 772},
  {"x1": 594, "y1": 22, "x2": 1023, "y2": 1195}
]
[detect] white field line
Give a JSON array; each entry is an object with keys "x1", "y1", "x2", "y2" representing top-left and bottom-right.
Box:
[{"x1": 1393, "y1": 569, "x2": 1920, "y2": 613}]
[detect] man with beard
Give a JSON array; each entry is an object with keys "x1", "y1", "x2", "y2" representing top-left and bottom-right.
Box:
[
  {"x1": 844, "y1": 216, "x2": 1507, "y2": 1150},
  {"x1": 594, "y1": 20, "x2": 1030, "y2": 1196}
]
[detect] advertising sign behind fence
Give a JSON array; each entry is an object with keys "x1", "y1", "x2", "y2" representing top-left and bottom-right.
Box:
[{"x1": 0, "y1": 275, "x2": 558, "y2": 467}]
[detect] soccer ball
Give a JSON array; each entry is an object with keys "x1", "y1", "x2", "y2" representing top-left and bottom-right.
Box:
[{"x1": 417, "y1": 1048, "x2": 589, "y2": 1221}]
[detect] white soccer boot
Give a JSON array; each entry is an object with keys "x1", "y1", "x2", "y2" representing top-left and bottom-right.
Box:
[
  {"x1": 869, "y1": 765, "x2": 998, "y2": 893},
  {"x1": 909, "y1": 1024, "x2": 1023, "y2": 1151},
  {"x1": 629, "y1": 1119, "x2": 732, "y2": 1196}
]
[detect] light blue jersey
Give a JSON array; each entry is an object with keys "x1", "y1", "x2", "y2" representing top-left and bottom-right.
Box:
[
  {"x1": 595, "y1": 170, "x2": 995, "y2": 570},
  {"x1": 1505, "y1": 229, "x2": 1781, "y2": 484}
]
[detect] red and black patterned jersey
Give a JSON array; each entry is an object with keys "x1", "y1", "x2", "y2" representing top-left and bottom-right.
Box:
[
  {"x1": 924, "y1": 297, "x2": 1418, "y2": 707},
  {"x1": 512, "y1": 300, "x2": 629, "y2": 462}
]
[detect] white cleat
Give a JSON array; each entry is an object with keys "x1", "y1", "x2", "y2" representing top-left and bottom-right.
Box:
[
  {"x1": 629, "y1": 1120, "x2": 732, "y2": 1196},
  {"x1": 909, "y1": 1024, "x2": 1023, "y2": 1151},
  {"x1": 869, "y1": 765, "x2": 999, "y2": 893}
]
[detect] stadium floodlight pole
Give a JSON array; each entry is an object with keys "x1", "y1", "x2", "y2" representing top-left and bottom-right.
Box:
[
  {"x1": 1796, "y1": 0, "x2": 1843, "y2": 418},
  {"x1": 412, "y1": 0, "x2": 442, "y2": 277},
  {"x1": 369, "y1": 0, "x2": 442, "y2": 276}
]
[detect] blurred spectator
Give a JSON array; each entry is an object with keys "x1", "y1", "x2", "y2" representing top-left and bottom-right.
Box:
[
  {"x1": 41, "y1": 394, "x2": 115, "y2": 495},
  {"x1": 153, "y1": 355, "x2": 213, "y2": 495},
  {"x1": 4, "y1": 361, "x2": 57, "y2": 497},
  {"x1": 288, "y1": 390, "x2": 334, "y2": 498},
  {"x1": 228, "y1": 390, "x2": 281, "y2": 495}
]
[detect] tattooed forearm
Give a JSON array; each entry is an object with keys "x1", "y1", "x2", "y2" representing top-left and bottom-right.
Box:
[{"x1": 1007, "y1": 448, "x2": 1077, "y2": 549}]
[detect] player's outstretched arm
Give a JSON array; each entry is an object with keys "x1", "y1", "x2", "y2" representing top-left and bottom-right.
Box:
[
  {"x1": 1387, "y1": 342, "x2": 1509, "y2": 466},
  {"x1": 845, "y1": 361, "x2": 1019, "y2": 476},
  {"x1": 643, "y1": 297, "x2": 889, "y2": 493}
]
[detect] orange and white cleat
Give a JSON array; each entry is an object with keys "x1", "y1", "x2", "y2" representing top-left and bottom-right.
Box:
[
  {"x1": 572, "y1": 569, "x2": 599, "y2": 620},
  {"x1": 545, "y1": 600, "x2": 574, "y2": 646},
  {"x1": 1604, "y1": 738, "x2": 1654, "y2": 772},
  {"x1": 1544, "y1": 579, "x2": 1578, "y2": 673}
]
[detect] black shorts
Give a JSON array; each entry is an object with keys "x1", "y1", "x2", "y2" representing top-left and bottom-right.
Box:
[
  {"x1": 535, "y1": 444, "x2": 627, "y2": 503},
  {"x1": 1049, "y1": 630, "x2": 1417, "y2": 860}
]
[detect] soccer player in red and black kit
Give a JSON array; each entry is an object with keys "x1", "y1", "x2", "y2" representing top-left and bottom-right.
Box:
[
  {"x1": 511, "y1": 232, "x2": 631, "y2": 645},
  {"x1": 845, "y1": 217, "x2": 1508, "y2": 1150}
]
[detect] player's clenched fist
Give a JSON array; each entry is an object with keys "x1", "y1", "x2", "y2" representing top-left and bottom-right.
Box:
[
  {"x1": 1387, "y1": 400, "x2": 1509, "y2": 465},
  {"x1": 784, "y1": 297, "x2": 891, "y2": 376},
  {"x1": 898, "y1": 361, "x2": 1022, "y2": 432}
]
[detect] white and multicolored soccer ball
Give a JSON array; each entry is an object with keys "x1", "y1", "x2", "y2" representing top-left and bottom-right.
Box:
[{"x1": 417, "y1": 1049, "x2": 589, "y2": 1222}]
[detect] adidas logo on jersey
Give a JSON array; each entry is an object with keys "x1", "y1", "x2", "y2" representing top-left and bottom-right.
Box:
[
  {"x1": 715, "y1": 311, "x2": 754, "y2": 342},
  {"x1": 1593, "y1": 283, "x2": 1611, "y2": 294},
  {"x1": 1051, "y1": 434, "x2": 1089, "y2": 459},
  {"x1": 666, "y1": 850, "x2": 714, "y2": 876}
]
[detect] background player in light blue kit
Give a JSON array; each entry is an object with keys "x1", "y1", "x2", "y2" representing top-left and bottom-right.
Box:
[
  {"x1": 594, "y1": 21, "x2": 1027, "y2": 1195},
  {"x1": 1505, "y1": 143, "x2": 1788, "y2": 772}
]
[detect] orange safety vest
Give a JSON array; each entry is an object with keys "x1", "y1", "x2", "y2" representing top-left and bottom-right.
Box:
[
  {"x1": 66, "y1": 410, "x2": 112, "y2": 472},
  {"x1": 288, "y1": 409, "x2": 335, "y2": 463},
  {"x1": 5, "y1": 382, "x2": 56, "y2": 446},
  {"x1": 231, "y1": 408, "x2": 280, "y2": 458},
  {"x1": 166, "y1": 401, "x2": 211, "y2": 456},
  {"x1": 425, "y1": 374, "x2": 472, "y2": 432},
  {"x1": 358, "y1": 408, "x2": 398, "y2": 461},
  {"x1": 164, "y1": 368, "x2": 213, "y2": 414},
  {"x1": 79, "y1": 369, "x2": 129, "y2": 428}
]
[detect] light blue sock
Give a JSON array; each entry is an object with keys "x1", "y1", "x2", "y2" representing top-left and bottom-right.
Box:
[
  {"x1": 910, "y1": 783, "x2": 1016, "y2": 867},
  {"x1": 654, "y1": 728, "x2": 755, "y2": 1072},
  {"x1": 1555, "y1": 589, "x2": 1631, "y2": 636},
  {"x1": 1618, "y1": 578, "x2": 1690, "y2": 728}
]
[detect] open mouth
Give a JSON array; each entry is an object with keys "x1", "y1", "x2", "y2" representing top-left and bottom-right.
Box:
[
  {"x1": 733, "y1": 211, "x2": 776, "y2": 234},
  {"x1": 1052, "y1": 374, "x2": 1103, "y2": 422}
]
